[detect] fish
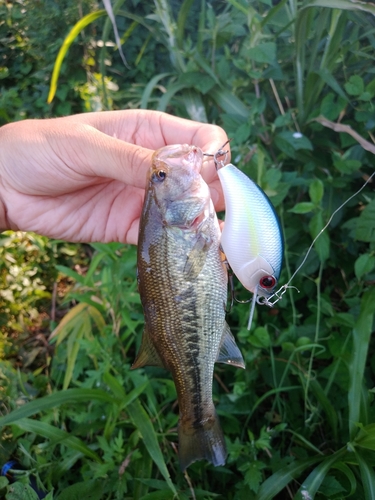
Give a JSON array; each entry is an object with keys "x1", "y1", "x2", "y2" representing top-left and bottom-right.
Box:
[
  {"x1": 133, "y1": 144, "x2": 245, "y2": 471},
  {"x1": 217, "y1": 163, "x2": 283, "y2": 305}
]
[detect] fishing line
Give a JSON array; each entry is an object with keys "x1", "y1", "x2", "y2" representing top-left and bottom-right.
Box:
[{"x1": 264, "y1": 170, "x2": 375, "y2": 307}]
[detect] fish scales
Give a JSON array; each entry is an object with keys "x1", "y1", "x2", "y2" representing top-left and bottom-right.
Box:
[{"x1": 134, "y1": 144, "x2": 244, "y2": 470}]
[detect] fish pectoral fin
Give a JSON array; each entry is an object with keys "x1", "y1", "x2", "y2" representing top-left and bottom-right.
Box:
[
  {"x1": 131, "y1": 327, "x2": 165, "y2": 369},
  {"x1": 183, "y1": 233, "x2": 212, "y2": 280},
  {"x1": 216, "y1": 322, "x2": 245, "y2": 369}
]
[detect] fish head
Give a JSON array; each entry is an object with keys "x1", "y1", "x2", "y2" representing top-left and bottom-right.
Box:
[{"x1": 148, "y1": 144, "x2": 209, "y2": 228}]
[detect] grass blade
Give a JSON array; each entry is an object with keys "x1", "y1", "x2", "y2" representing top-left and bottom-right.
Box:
[
  {"x1": 127, "y1": 399, "x2": 177, "y2": 496},
  {"x1": 294, "y1": 447, "x2": 346, "y2": 499},
  {"x1": 157, "y1": 82, "x2": 189, "y2": 111},
  {"x1": 181, "y1": 89, "x2": 208, "y2": 122},
  {"x1": 309, "y1": 379, "x2": 338, "y2": 441},
  {"x1": 354, "y1": 449, "x2": 375, "y2": 499},
  {"x1": 348, "y1": 288, "x2": 375, "y2": 439},
  {"x1": 14, "y1": 418, "x2": 101, "y2": 462},
  {"x1": 140, "y1": 72, "x2": 171, "y2": 109},
  {"x1": 47, "y1": 10, "x2": 106, "y2": 103},
  {"x1": 210, "y1": 88, "x2": 250, "y2": 119},
  {"x1": 256, "y1": 456, "x2": 323, "y2": 500},
  {"x1": 176, "y1": 0, "x2": 196, "y2": 49},
  {"x1": 0, "y1": 389, "x2": 118, "y2": 427},
  {"x1": 303, "y1": 0, "x2": 375, "y2": 16}
]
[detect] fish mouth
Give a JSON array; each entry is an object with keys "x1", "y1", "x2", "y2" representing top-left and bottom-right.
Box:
[{"x1": 153, "y1": 144, "x2": 203, "y2": 173}]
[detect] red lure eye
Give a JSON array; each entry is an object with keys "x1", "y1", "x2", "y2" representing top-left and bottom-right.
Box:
[{"x1": 259, "y1": 276, "x2": 276, "y2": 289}]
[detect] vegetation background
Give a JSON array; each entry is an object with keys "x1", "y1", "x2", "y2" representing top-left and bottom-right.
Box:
[{"x1": 1, "y1": 0, "x2": 375, "y2": 498}]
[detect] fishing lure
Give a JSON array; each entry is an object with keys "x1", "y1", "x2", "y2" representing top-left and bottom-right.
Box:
[
  {"x1": 213, "y1": 145, "x2": 284, "y2": 328},
  {"x1": 212, "y1": 143, "x2": 375, "y2": 329}
]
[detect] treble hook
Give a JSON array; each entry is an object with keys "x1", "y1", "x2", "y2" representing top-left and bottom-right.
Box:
[{"x1": 203, "y1": 139, "x2": 232, "y2": 171}]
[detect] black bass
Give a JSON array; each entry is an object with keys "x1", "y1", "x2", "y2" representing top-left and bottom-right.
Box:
[{"x1": 133, "y1": 144, "x2": 244, "y2": 471}]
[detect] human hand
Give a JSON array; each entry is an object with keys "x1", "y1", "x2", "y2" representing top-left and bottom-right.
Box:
[{"x1": 0, "y1": 110, "x2": 229, "y2": 244}]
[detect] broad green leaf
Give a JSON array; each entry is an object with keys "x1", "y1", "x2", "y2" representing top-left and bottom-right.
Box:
[
  {"x1": 0, "y1": 389, "x2": 117, "y2": 427},
  {"x1": 14, "y1": 418, "x2": 101, "y2": 462},
  {"x1": 309, "y1": 179, "x2": 324, "y2": 204},
  {"x1": 345, "y1": 75, "x2": 364, "y2": 96},
  {"x1": 127, "y1": 400, "x2": 177, "y2": 496},
  {"x1": 333, "y1": 158, "x2": 361, "y2": 174},
  {"x1": 355, "y1": 423, "x2": 375, "y2": 451},
  {"x1": 248, "y1": 42, "x2": 276, "y2": 64},
  {"x1": 288, "y1": 202, "x2": 316, "y2": 214},
  {"x1": 0, "y1": 476, "x2": 8, "y2": 489},
  {"x1": 48, "y1": 10, "x2": 106, "y2": 103},
  {"x1": 355, "y1": 200, "x2": 375, "y2": 242},
  {"x1": 138, "y1": 491, "x2": 175, "y2": 500},
  {"x1": 5, "y1": 482, "x2": 39, "y2": 500},
  {"x1": 256, "y1": 456, "x2": 323, "y2": 500},
  {"x1": 309, "y1": 212, "x2": 330, "y2": 262},
  {"x1": 249, "y1": 327, "x2": 270, "y2": 348},
  {"x1": 244, "y1": 461, "x2": 264, "y2": 493},
  {"x1": 277, "y1": 131, "x2": 313, "y2": 151},
  {"x1": 354, "y1": 253, "x2": 375, "y2": 279},
  {"x1": 57, "y1": 480, "x2": 104, "y2": 500},
  {"x1": 348, "y1": 287, "x2": 375, "y2": 439}
]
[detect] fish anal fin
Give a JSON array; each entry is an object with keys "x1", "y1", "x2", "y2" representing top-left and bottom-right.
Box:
[
  {"x1": 178, "y1": 411, "x2": 227, "y2": 471},
  {"x1": 216, "y1": 322, "x2": 245, "y2": 369},
  {"x1": 131, "y1": 328, "x2": 164, "y2": 369}
]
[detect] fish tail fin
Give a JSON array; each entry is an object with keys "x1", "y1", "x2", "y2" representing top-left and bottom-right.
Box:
[{"x1": 178, "y1": 412, "x2": 227, "y2": 471}]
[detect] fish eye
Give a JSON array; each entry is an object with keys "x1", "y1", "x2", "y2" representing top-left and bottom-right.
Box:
[
  {"x1": 152, "y1": 170, "x2": 166, "y2": 182},
  {"x1": 259, "y1": 276, "x2": 276, "y2": 289}
]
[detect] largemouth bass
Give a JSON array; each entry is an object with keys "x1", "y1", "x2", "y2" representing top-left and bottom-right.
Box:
[{"x1": 134, "y1": 144, "x2": 244, "y2": 471}]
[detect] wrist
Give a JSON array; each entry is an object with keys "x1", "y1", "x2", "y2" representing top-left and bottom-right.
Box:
[
  {"x1": 0, "y1": 196, "x2": 8, "y2": 232},
  {"x1": 0, "y1": 124, "x2": 10, "y2": 232}
]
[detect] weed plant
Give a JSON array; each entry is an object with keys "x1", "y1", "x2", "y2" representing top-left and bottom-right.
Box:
[{"x1": 1, "y1": 0, "x2": 375, "y2": 498}]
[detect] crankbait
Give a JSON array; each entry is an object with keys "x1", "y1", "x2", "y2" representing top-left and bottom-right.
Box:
[
  {"x1": 213, "y1": 146, "x2": 284, "y2": 329},
  {"x1": 212, "y1": 143, "x2": 375, "y2": 330}
]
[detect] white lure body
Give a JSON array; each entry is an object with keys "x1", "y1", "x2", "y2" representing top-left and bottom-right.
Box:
[{"x1": 217, "y1": 163, "x2": 283, "y2": 299}]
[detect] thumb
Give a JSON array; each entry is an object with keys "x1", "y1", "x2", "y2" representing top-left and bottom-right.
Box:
[{"x1": 51, "y1": 122, "x2": 154, "y2": 189}]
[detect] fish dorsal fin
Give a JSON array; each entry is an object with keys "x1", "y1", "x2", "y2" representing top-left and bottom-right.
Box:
[
  {"x1": 131, "y1": 327, "x2": 165, "y2": 370},
  {"x1": 216, "y1": 322, "x2": 245, "y2": 369}
]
